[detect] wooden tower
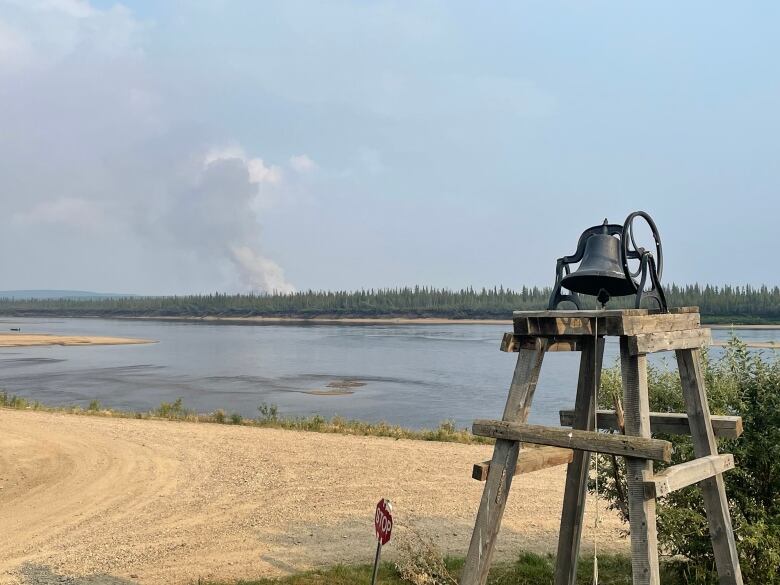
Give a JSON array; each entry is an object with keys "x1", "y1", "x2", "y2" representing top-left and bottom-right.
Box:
[{"x1": 460, "y1": 307, "x2": 743, "y2": 585}]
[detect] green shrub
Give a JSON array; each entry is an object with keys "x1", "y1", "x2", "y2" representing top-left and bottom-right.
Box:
[
  {"x1": 309, "y1": 414, "x2": 325, "y2": 430},
  {"x1": 0, "y1": 391, "x2": 30, "y2": 409},
  {"x1": 88, "y1": 399, "x2": 101, "y2": 411},
  {"x1": 257, "y1": 402, "x2": 279, "y2": 423},
  {"x1": 596, "y1": 338, "x2": 780, "y2": 583},
  {"x1": 230, "y1": 412, "x2": 242, "y2": 425},
  {"x1": 155, "y1": 397, "x2": 188, "y2": 419},
  {"x1": 213, "y1": 409, "x2": 226, "y2": 424}
]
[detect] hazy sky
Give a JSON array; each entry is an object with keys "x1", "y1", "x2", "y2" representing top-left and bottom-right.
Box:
[{"x1": 1, "y1": 1, "x2": 778, "y2": 294}]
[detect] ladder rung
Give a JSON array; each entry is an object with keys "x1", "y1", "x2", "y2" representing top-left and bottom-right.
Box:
[
  {"x1": 500, "y1": 333, "x2": 582, "y2": 353},
  {"x1": 559, "y1": 410, "x2": 743, "y2": 439},
  {"x1": 472, "y1": 420, "x2": 672, "y2": 462},
  {"x1": 643, "y1": 454, "x2": 735, "y2": 497},
  {"x1": 472, "y1": 446, "x2": 573, "y2": 481}
]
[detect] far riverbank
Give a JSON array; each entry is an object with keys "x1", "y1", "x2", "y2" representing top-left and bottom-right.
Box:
[
  {"x1": 117, "y1": 314, "x2": 780, "y2": 331},
  {"x1": 4, "y1": 312, "x2": 780, "y2": 328}
]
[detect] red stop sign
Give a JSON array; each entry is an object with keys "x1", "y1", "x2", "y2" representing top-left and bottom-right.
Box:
[{"x1": 374, "y1": 499, "x2": 393, "y2": 545}]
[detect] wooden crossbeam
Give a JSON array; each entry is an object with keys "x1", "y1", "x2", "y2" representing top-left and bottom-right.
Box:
[
  {"x1": 644, "y1": 454, "x2": 735, "y2": 497},
  {"x1": 472, "y1": 446, "x2": 573, "y2": 481},
  {"x1": 627, "y1": 329, "x2": 711, "y2": 355},
  {"x1": 559, "y1": 410, "x2": 743, "y2": 439},
  {"x1": 500, "y1": 333, "x2": 582, "y2": 353},
  {"x1": 501, "y1": 328, "x2": 710, "y2": 354},
  {"x1": 512, "y1": 307, "x2": 700, "y2": 337},
  {"x1": 472, "y1": 420, "x2": 673, "y2": 462}
]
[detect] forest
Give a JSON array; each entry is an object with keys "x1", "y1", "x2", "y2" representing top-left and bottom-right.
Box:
[{"x1": 0, "y1": 284, "x2": 779, "y2": 323}]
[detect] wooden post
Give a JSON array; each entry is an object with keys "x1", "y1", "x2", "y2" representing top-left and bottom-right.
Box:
[
  {"x1": 459, "y1": 343, "x2": 547, "y2": 585},
  {"x1": 676, "y1": 349, "x2": 743, "y2": 585},
  {"x1": 554, "y1": 335, "x2": 604, "y2": 585},
  {"x1": 620, "y1": 337, "x2": 661, "y2": 585}
]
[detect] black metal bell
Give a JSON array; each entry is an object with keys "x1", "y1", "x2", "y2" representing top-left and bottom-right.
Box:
[
  {"x1": 561, "y1": 222, "x2": 636, "y2": 303},
  {"x1": 547, "y1": 211, "x2": 668, "y2": 311}
]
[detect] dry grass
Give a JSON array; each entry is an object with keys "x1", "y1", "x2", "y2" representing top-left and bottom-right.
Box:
[{"x1": 0, "y1": 393, "x2": 491, "y2": 445}]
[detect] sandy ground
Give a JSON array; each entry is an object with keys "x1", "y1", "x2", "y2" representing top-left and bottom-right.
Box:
[
  {"x1": 0, "y1": 334, "x2": 153, "y2": 348},
  {"x1": 0, "y1": 410, "x2": 628, "y2": 585}
]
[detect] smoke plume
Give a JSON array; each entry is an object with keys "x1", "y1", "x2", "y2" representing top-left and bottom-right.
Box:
[{"x1": 0, "y1": 0, "x2": 302, "y2": 293}]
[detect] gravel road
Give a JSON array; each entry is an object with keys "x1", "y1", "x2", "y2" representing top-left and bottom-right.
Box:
[{"x1": 0, "y1": 409, "x2": 627, "y2": 584}]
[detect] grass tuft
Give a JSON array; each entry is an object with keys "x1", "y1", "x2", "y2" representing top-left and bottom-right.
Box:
[{"x1": 193, "y1": 551, "x2": 701, "y2": 584}]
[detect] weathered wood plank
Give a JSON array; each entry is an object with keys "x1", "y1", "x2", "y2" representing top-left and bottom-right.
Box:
[
  {"x1": 559, "y1": 410, "x2": 743, "y2": 439},
  {"x1": 471, "y1": 420, "x2": 672, "y2": 462},
  {"x1": 621, "y1": 337, "x2": 661, "y2": 585},
  {"x1": 460, "y1": 344, "x2": 547, "y2": 585},
  {"x1": 628, "y1": 328, "x2": 711, "y2": 355},
  {"x1": 471, "y1": 446, "x2": 573, "y2": 481},
  {"x1": 512, "y1": 307, "x2": 698, "y2": 318},
  {"x1": 500, "y1": 333, "x2": 582, "y2": 353},
  {"x1": 514, "y1": 315, "x2": 618, "y2": 336},
  {"x1": 502, "y1": 343, "x2": 547, "y2": 422},
  {"x1": 676, "y1": 348, "x2": 743, "y2": 584},
  {"x1": 554, "y1": 336, "x2": 604, "y2": 585},
  {"x1": 513, "y1": 311, "x2": 700, "y2": 337},
  {"x1": 644, "y1": 454, "x2": 735, "y2": 497},
  {"x1": 622, "y1": 313, "x2": 701, "y2": 335}
]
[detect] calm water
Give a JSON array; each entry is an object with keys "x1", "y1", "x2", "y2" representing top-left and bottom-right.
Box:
[{"x1": 0, "y1": 318, "x2": 777, "y2": 428}]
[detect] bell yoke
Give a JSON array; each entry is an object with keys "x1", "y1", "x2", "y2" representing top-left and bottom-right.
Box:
[{"x1": 548, "y1": 210, "x2": 667, "y2": 311}]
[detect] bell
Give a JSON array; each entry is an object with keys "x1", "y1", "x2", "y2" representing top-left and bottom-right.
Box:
[
  {"x1": 548, "y1": 211, "x2": 667, "y2": 310},
  {"x1": 561, "y1": 222, "x2": 635, "y2": 304}
]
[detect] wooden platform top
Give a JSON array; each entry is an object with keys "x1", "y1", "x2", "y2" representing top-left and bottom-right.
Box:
[
  {"x1": 513, "y1": 307, "x2": 699, "y2": 318},
  {"x1": 513, "y1": 307, "x2": 701, "y2": 337}
]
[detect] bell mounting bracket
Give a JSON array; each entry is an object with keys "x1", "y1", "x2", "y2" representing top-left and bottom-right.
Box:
[{"x1": 547, "y1": 211, "x2": 668, "y2": 311}]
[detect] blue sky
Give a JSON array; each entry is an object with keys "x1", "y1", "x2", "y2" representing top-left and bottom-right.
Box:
[{"x1": 0, "y1": 1, "x2": 778, "y2": 294}]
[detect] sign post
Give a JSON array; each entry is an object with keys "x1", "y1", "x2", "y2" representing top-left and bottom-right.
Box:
[{"x1": 371, "y1": 498, "x2": 393, "y2": 585}]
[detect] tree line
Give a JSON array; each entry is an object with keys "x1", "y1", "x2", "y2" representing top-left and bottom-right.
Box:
[{"x1": 0, "y1": 284, "x2": 779, "y2": 322}]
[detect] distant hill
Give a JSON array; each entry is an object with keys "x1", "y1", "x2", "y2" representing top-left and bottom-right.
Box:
[{"x1": 0, "y1": 290, "x2": 137, "y2": 300}]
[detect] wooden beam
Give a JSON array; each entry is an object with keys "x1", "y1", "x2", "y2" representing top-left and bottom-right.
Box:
[
  {"x1": 621, "y1": 312, "x2": 701, "y2": 336},
  {"x1": 500, "y1": 333, "x2": 582, "y2": 353},
  {"x1": 627, "y1": 328, "x2": 711, "y2": 355},
  {"x1": 644, "y1": 454, "x2": 735, "y2": 497},
  {"x1": 471, "y1": 420, "x2": 672, "y2": 463},
  {"x1": 460, "y1": 344, "x2": 547, "y2": 585},
  {"x1": 621, "y1": 337, "x2": 661, "y2": 585},
  {"x1": 559, "y1": 410, "x2": 743, "y2": 439},
  {"x1": 512, "y1": 307, "x2": 699, "y2": 318},
  {"x1": 471, "y1": 446, "x2": 573, "y2": 481},
  {"x1": 676, "y1": 348, "x2": 743, "y2": 584},
  {"x1": 512, "y1": 308, "x2": 700, "y2": 337},
  {"x1": 554, "y1": 336, "x2": 604, "y2": 585}
]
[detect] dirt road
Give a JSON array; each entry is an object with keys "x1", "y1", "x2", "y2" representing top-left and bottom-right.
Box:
[{"x1": 0, "y1": 409, "x2": 627, "y2": 584}]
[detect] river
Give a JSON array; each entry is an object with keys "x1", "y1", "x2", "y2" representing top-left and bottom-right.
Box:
[{"x1": 0, "y1": 317, "x2": 777, "y2": 428}]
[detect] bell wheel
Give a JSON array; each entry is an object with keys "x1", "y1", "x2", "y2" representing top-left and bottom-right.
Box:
[{"x1": 621, "y1": 211, "x2": 663, "y2": 284}]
